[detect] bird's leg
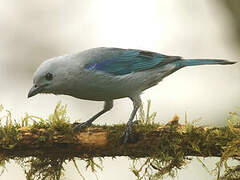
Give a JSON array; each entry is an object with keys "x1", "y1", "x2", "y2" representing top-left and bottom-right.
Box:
[
  {"x1": 120, "y1": 95, "x2": 142, "y2": 144},
  {"x1": 72, "y1": 100, "x2": 113, "y2": 133}
]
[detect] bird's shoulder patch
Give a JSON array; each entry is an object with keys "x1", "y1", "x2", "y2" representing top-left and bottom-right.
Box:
[{"x1": 84, "y1": 63, "x2": 97, "y2": 70}]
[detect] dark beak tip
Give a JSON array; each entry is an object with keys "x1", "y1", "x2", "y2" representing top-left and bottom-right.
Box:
[
  {"x1": 27, "y1": 93, "x2": 32, "y2": 98},
  {"x1": 28, "y1": 86, "x2": 37, "y2": 98},
  {"x1": 27, "y1": 91, "x2": 33, "y2": 98}
]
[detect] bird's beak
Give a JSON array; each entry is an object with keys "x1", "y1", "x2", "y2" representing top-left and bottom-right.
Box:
[{"x1": 28, "y1": 85, "x2": 43, "y2": 98}]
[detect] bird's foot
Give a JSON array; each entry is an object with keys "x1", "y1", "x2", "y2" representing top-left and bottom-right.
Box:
[
  {"x1": 72, "y1": 121, "x2": 92, "y2": 133},
  {"x1": 119, "y1": 126, "x2": 138, "y2": 144}
]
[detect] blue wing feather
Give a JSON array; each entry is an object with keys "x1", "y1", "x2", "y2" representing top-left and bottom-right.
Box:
[{"x1": 84, "y1": 48, "x2": 181, "y2": 75}]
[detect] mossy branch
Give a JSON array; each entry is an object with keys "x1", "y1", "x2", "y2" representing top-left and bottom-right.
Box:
[
  {"x1": 0, "y1": 103, "x2": 240, "y2": 179},
  {"x1": 0, "y1": 120, "x2": 238, "y2": 159}
]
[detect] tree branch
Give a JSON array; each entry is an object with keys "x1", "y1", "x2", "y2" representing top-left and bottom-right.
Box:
[{"x1": 1, "y1": 119, "x2": 239, "y2": 159}]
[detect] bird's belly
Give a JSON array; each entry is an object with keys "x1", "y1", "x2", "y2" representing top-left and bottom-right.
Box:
[
  {"x1": 72, "y1": 89, "x2": 127, "y2": 101},
  {"x1": 67, "y1": 72, "x2": 138, "y2": 101},
  {"x1": 69, "y1": 82, "x2": 133, "y2": 101},
  {"x1": 66, "y1": 65, "x2": 178, "y2": 101}
]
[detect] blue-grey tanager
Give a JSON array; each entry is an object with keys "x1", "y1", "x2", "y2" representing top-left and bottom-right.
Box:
[{"x1": 28, "y1": 47, "x2": 236, "y2": 143}]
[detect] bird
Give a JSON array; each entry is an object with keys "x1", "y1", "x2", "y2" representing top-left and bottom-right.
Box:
[{"x1": 28, "y1": 47, "x2": 236, "y2": 143}]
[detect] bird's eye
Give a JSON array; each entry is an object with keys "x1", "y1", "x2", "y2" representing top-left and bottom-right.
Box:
[{"x1": 45, "y1": 73, "x2": 53, "y2": 81}]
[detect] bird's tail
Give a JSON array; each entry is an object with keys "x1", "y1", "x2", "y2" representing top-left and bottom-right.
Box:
[{"x1": 181, "y1": 59, "x2": 236, "y2": 67}]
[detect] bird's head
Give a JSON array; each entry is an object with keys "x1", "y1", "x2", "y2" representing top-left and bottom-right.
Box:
[{"x1": 28, "y1": 56, "x2": 68, "y2": 98}]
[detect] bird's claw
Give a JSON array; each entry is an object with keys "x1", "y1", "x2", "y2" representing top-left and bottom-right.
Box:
[
  {"x1": 72, "y1": 121, "x2": 92, "y2": 133},
  {"x1": 119, "y1": 127, "x2": 138, "y2": 144}
]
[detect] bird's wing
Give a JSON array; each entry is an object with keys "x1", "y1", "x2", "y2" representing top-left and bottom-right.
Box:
[{"x1": 84, "y1": 48, "x2": 181, "y2": 75}]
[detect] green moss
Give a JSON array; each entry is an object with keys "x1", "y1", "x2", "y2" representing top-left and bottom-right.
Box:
[
  {"x1": 0, "y1": 101, "x2": 239, "y2": 180},
  {"x1": 130, "y1": 102, "x2": 240, "y2": 180},
  {"x1": 129, "y1": 101, "x2": 188, "y2": 179}
]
